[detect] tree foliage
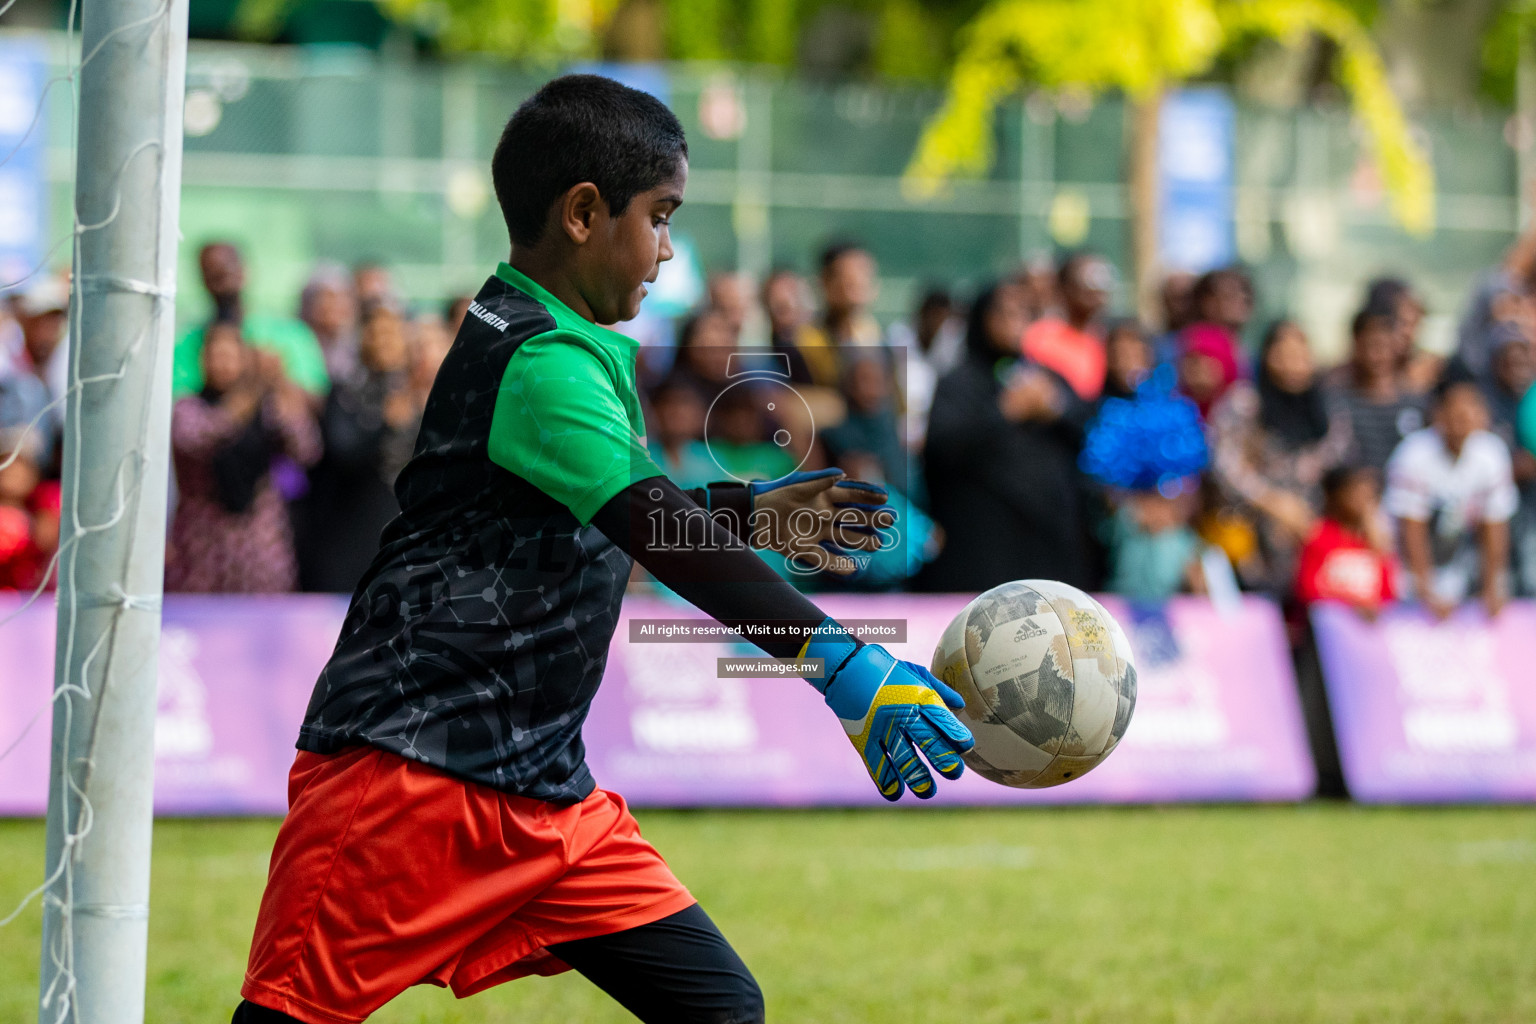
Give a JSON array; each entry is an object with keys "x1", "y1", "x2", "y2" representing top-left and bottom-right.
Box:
[
  {"x1": 906, "y1": 0, "x2": 1436, "y2": 235},
  {"x1": 373, "y1": 0, "x2": 624, "y2": 60},
  {"x1": 235, "y1": 0, "x2": 986, "y2": 76}
]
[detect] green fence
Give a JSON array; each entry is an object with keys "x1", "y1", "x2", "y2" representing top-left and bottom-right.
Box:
[{"x1": 21, "y1": 31, "x2": 1526, "y2": 360}]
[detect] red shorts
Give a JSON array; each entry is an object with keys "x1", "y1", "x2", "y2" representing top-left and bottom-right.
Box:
[{"x1": 241, "y1": 747, "x2": 695, "y2": 1024}]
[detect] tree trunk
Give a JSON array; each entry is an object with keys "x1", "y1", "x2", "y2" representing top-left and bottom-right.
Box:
[{"x1": 1128, "y1": 89, "x2": 1163, "y2": 327}]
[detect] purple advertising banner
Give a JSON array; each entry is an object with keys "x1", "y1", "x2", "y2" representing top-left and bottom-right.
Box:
[
  {"x1": 1312, "y1": 601, "x2": 1536, "y2": 803},
  {"x1": 0, "y1": 594, "x2": 346, "y2": 816},
  {"x1": 0, "y1": 592, "x2": 1313, "y2": 815}
]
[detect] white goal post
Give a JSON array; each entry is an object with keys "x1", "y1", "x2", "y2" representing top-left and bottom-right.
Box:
[{"x1": 39, "y1": 0, "x2": 189, "y2": 1021}]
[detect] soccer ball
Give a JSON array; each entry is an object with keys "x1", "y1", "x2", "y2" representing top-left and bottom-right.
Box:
[{"x1": 931, "y1": 580, "x2": 1137, "y2": 788}]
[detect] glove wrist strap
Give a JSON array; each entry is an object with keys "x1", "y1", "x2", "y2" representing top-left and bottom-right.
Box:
[{"x1": 799, "y1": 618, "x2": 861, "y2": 695}]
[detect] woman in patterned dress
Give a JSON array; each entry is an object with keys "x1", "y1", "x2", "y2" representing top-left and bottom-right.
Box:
[
  {"x1": 1209, "y1": 319, "x2": 1353, "y2": 596},
  {"x1": 166, "y1": 319, "x2": 320, "y2": 592}
]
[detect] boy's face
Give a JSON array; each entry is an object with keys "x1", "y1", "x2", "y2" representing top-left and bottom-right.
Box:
[{"x1": 582, "y1": 163, "x2": 687, "y2": 324}]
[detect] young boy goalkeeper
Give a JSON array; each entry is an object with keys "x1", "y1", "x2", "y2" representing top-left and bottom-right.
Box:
[{"x1": 232, "y1": 75, "x2": 973, "y2": 1024}]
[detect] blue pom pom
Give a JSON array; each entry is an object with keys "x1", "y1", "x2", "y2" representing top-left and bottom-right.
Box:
[{"x1": 1080, "y1": 367, "x2": 1210, "y2": 491}]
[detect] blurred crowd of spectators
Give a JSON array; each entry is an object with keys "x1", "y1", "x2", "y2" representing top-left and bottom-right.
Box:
[
  {"x1": 633, "y1": 237, "x2": 1536, "y2": 629},
  {"x1": 0, "y1": 243, "x2": 459, "y2": 595},
  {"x1": 2, "y1": 230, "x2": 1534, "y2": 632}
]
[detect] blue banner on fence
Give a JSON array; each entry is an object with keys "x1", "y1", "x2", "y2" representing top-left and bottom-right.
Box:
[{"x1": 1158, "y1": 88, "x2": 1235, "y2": 274}]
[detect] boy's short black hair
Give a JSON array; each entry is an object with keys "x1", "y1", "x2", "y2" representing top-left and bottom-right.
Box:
[{"x1": 492, "y1": 75, "x2": 688, "y2": 248}]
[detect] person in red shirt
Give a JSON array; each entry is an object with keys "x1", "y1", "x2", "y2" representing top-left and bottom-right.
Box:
[
  {"x1": 1295, "y1": 464, "x2": 1397, "y2": 618},
  {"x1": 1020, "y1": 251, "x2": 1111, "y2": 400}
]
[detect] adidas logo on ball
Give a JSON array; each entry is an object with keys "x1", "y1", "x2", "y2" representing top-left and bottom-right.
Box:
[{"x1": 1012, "y1": 619, "x2": 1048, "y2": 643}]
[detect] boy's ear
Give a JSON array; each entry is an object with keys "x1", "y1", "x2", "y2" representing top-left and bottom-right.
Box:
[{"x1": 558, "y1": 182, "x2": 604, "y2": 245}]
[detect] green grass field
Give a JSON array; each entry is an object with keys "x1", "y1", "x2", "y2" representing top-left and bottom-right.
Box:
[{"x1": 1, "y1": 806, "x2": 1534, "y2": 1023}]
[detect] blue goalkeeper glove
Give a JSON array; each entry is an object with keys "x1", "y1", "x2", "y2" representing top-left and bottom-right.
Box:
[{"x1": 802, "y1": 619, "x2": 974, "y2": 800}]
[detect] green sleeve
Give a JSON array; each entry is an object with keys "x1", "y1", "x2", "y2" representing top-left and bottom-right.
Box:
[{"x1": 488, "y1": 332, "x2": 665, "y2": 525}]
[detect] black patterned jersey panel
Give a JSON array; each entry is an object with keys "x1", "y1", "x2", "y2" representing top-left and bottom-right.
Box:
[{"x1": 296, "y1": 270, "x2": 633, "y2": 804}]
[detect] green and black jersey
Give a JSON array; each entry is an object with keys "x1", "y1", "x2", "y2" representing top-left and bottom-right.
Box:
[{"x1": 298, "y1": 264, "x2": 673, "y2": 803}]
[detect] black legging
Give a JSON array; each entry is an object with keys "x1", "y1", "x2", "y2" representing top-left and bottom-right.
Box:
[{"x1": 231, "y1": 903, "x2": 764, "y2": 1024}]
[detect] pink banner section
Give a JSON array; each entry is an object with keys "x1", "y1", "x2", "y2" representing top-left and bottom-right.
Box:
[
  {"x1": 1312, "y1": 601, "x2": 1536, "y2": 803},
  {"x1": 0, "y1": 592, "x2": 1314, "y2": 815}
]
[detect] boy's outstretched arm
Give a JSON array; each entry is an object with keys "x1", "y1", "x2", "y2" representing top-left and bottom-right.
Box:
[{"x1": 591, "y1": 476, "x2": 973, "y2": 800}]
